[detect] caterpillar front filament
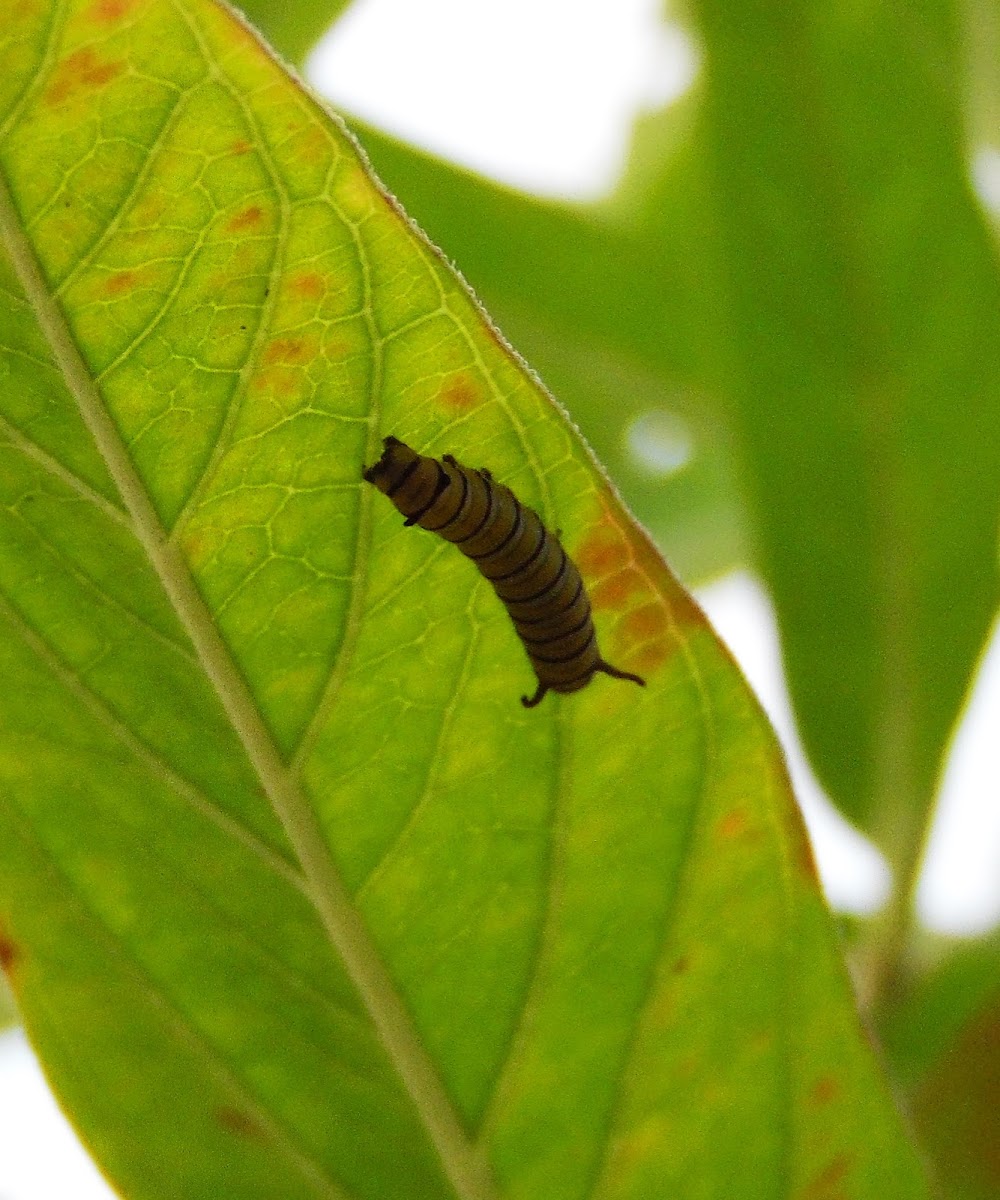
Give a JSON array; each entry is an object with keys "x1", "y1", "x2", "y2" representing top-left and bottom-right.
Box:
[{"x1": 363, "y1": 436, "x2": 646, "y2": 708}]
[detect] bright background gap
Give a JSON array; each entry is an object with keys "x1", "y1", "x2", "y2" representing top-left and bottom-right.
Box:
[{"x1": 306, "y1": 0, "x2": 699, "y2": 199}]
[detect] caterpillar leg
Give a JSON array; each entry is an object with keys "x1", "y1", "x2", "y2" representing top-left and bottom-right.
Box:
[
  {"x1": 521, "y1": 681, "x2": 550, "y2": 708},
  {"x1": 595, "y1": 660, "x2": 646, "y2": 688}
]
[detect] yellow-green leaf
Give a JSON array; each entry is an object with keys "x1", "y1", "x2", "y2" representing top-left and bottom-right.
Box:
[
  {"x1": 0, "y1": 968, "x2": 15, "y2": 1032},
  {"x1": 0, "y1": 1, "x2": 928, "y2": 1197}
]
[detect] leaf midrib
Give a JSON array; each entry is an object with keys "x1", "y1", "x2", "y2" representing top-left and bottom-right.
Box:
[{"x1": 0, "y1": 85, "x2": 496, "y2": 1200}]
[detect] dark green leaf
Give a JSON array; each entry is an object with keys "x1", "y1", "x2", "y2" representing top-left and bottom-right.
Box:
[{"x1": 236, "y1": 0, "x2": 354, "y2": 67}]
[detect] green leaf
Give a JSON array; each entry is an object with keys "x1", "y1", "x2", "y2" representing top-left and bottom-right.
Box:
[
  {"x1": 690, "y1": 0, "x2": 1000, "y2": 852},
  {"x1": 0, "y1": 0, "x2": 927, "y2": 1197},
  {"x1": 0, "y1": 967, "x2": 15, "y2": 1032},
  {"x1": 235, "y1": 0, "x2": 354, "y2": 67}
]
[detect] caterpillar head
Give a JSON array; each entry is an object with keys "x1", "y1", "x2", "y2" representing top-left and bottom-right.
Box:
[{"x1": 362, "y1": 435, "x2": 419, "y2": 493}]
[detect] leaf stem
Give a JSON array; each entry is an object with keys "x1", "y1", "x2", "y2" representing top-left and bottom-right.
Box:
[{"x1": 853, "y1": 788, "x2": 932, "y2": 1019}]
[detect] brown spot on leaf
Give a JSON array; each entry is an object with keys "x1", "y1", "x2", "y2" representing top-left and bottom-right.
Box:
[
  {"x1": 809, "y1": 1076, "x2": 840, "y2": 1107},
  {"x1": 623, "y1": 602, "x2": 668, "y2": 641},
  {"x1": 672, "y1": 954, "x2": 690, "y2": 974},
  {"x1": 288, "y1": 271, "x2": 324, "y2": 299},
  {"x1": 226, "y1": 205, "x2": 264, "y2": 233},
  {"x1": 230, "y1": 138, "x2": 252, "y2": 156},
  {"x1": 215, "y1": 1107, "x2": 264, "y2": 1139},
  {"x1": 590, "y1": 567, "x2": 645, "y2": 611},
  {"x1": 630, "y1": 640, "x2": 670, "y2": 676},
  {"x1": 104, "y1": 269, "x2": 138, "y2": 295},
  {"x1": 133, "y1": 191, "x2": 166, "y2": 226},
  {"x1": 576, "y1": 521, "x2": 630, "y2": 578},
  {"x1": 800, "y1": 1154, "x2": 850, "y2": 1200},
  {"x1": 718, "y1": 808, "x2": 750, "y2": 839},
  {"x1": 88, "y1": 0, "x2": 132, "y2": 20},
  {"x1": 263, "y1": 336, "x2": 311, "y2": 366},
  {"x1": 439, "y1": 373, "x2": 480, "y2": 411},
  {"x1": 46, "y1": 48, "x2": 125, "y2": 106},
  {"x1": 0, "y1": 928, "x2": 18, "y2": 974},
  {"x1": 252, "y1": 369, "x2": 297, "y2": 398}
]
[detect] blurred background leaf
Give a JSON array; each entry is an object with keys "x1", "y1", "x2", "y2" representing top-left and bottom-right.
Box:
[
  {"x1": 883, "y1": 934, "x2": 1000, "y2": 1200},
  {"x1": 694, "y1": 0, "x2": 1000, "y2": 890},
  {"x1": 236, "y1": 0, "x2": 353, "y2": 67}
]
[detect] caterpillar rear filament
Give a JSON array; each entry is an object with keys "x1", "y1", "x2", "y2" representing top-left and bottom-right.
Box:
[{"x1": 363, "y1": 436, "x2": 646, "y2": 708}]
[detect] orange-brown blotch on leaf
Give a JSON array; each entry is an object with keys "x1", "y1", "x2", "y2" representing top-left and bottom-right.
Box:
[
  {"x1": 263, "y1": 336, "x2": 313, "y2": 366},
  {"x1": 438, "y1": 372, "x2": 481, "y2": 411},
  {"x1": 215, "y1": 1107, "x2": 264, "y2": 1139},
  {"x1": 229, "y1": 138, "x2": 252, "y2": 156},
  {"x1": 623, "y1": 601, "x2": 669, "y2": 641},
  {"x1": 802, "y1": 1153, "x2": 851, "y2": 1200},
  {"x1": 287, "y1": 272, "x2": 325, "y2": 300},
  {"x1": 590, "y1": 567, "x2": 645, "y2": 611},
  {"x1": 46, "y1": 48, "x2": 125, "y2": 105},
  {"x1": 576, "y1": 534, "x2": 630, "y2": 578},
  {"x1": 104, "y1": 269, "x2": 138, "y2": 295},
  {"x1": 252, "y1": 369, "x2": 297, "y2": 398},
  {"x1": 88, "y1": 0, "x2": 133, "y2": 20},
  {"x1": 809, "y1": 1075, "x2": 841, "y2": 1108},
  {"x1": 776, "y1": 749, "x2": 821, "y2": 885},
  {"x1": 717, "y1": 807, "x2": 752, "y2": 840},
  {"x1": 629, "y1": 639, "x2": 670, "y2": 677},
  {"x1": 226, "y1": 204, "x2": 265, "y2": 233},
  {"x1": 289, "y1": 125, "x2": 329, "y2": 166},
  {"x1": 0, "y1": 929, "x2": 18, "y2": 974}
]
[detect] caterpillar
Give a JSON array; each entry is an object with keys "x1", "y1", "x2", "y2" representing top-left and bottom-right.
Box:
[{"x1": 363, "y1": 436, "x2": 646, "y2": 708}]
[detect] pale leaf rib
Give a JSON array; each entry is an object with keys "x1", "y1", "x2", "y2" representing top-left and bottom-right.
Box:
[
  {"x1": 0, "y1": 76, "x2": 497, "y2": 1200},
  {"x1": 11, "y1": 505, "x2": 201, "y2": 666},
  {"x1": 0, "y1": 410, "x2": 131, "y2": 528},
  {"x1": 0, "y1": 585, "x2": 307, "y2": 897}
]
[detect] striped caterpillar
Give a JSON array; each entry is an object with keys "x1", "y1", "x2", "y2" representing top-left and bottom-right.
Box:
[{"x1": 363, "y1": 436, "x2": 646, "y2": 708}]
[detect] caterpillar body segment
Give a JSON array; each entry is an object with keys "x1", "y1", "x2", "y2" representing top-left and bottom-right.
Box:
[{"x1": 363, "y1": 436, "x2": 645, "y2": 708}]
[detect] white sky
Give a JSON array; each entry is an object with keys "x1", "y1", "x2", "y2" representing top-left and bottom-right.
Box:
[{"x1": 3, "y1": 0, "x2": 999, "y2": 1195}]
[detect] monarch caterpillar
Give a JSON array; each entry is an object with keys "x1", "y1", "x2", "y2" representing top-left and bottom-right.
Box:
[{"x1": 363, "y1": 436, "x2": 646, "y2": 708}]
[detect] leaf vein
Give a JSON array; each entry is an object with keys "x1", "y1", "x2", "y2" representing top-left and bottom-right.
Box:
[
  {"x1": 0, "y1": 584, "x2": 307, "y2": 895},
  {"x1": 0, "y1": 410, "x2": 131, "y2": 527}
]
